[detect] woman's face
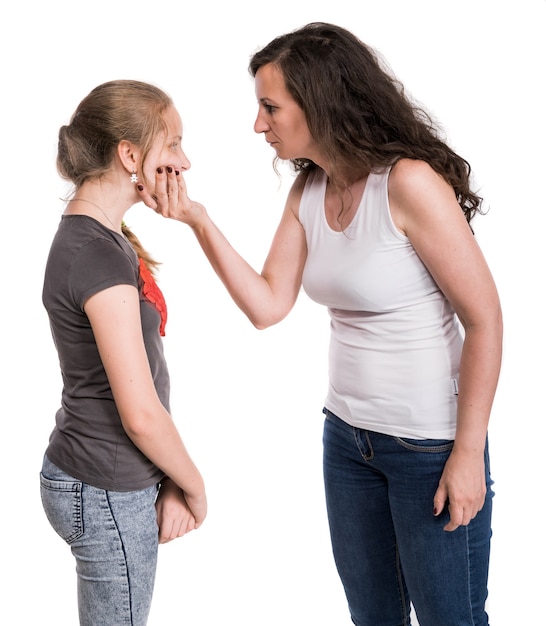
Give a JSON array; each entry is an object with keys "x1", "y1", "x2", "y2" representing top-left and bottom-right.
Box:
[
  {"x1": 254, "y1": 63, "x2": 320, "y2": 162},
  {"x1": 141, "y1": 106, "x2": 190, "y2": 184}
]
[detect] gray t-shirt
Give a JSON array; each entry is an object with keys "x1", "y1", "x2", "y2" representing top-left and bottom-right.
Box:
[{"x1": 42, "y1": 215, "x2": 168, "y2": 491}]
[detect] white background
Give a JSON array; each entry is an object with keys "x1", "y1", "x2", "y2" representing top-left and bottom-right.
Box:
[{"x1": 1, "y1": 1, "x2": 544, "y2": 624}]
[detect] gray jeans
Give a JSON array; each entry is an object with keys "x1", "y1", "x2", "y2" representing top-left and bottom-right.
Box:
[{"x1": 40, "y1": 455, "x2": 159, "y2": 625}]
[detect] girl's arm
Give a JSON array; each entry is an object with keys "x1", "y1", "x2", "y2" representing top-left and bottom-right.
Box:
[
  {"x1": 389, "y1": 158, "x2": 503, "y2": 532},
  {"x1": 85, "y1": 285, "x2": 207, "y2": 527}
]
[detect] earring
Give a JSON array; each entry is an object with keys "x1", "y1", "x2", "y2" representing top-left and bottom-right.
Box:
[{"x1": 130, "y1": 171, "x2": 138, "y2": 184}]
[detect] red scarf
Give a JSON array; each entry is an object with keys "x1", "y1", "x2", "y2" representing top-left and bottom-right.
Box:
[{"x1": 138, "y1": 257, "x2": 167, "y2": 336}]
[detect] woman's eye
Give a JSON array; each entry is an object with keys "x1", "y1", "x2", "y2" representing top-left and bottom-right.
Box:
[{"x1": 264, "y1": 104, "x2": 276, "y2": 114}]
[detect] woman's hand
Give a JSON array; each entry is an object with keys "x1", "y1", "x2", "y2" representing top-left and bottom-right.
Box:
[
  {"x1": 433, "y1": 449, "x2": 486, "y2": 532},
  {"x1": 137, "y1": 166, "x2": 206, "y2": 228},
  {"x1": 155, "y1": 477, "x2": 197, "y2": 544}
]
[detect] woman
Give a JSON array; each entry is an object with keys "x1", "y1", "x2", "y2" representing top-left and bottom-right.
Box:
[
  {"x1": 40, "y1": 80, "x2": 207, "y2": 626},
  {"x1": 143, "y1": 23, "x2": 502, "y2": 626}
]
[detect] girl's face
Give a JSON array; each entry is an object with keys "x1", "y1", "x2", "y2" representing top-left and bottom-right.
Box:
[
  {"x1": 141, "y1": 106, "x2": 190, "y2": 184},
  {"x1": 254, "y1": 63, "x2": 320, "y2": 163}
]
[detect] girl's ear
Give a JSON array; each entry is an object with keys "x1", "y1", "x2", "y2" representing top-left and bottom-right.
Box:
[{"x1": 117, "y1": 140, "x2": 140, "y2": 175}]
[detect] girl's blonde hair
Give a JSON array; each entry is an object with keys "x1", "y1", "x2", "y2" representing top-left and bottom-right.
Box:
[{"x1": 57, "y1": 80, "x2": 174, "y2": 273}]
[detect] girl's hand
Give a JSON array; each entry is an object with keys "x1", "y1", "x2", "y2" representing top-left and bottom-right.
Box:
[
  {"x1": 183, "y1": 489, "x2": 208, "y2": 529},
  {"x1": 137, "y1": 166, "x2": 207, "y2": 228},
  {"x1": 155, "y1": 478, "x2": 197, "y2": 544}
]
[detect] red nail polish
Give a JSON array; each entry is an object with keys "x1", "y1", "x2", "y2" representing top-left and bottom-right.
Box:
[
  {"x1": 137, "y1": 184, "x2": 144, "y2": 191},
  {"x1": 157, "y1": 167, "x2": 163, "y2": 174}
]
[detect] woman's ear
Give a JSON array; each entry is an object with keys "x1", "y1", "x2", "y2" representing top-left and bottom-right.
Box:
[{"x1": 117, "y1": 140, "x2": 140, "y2": 175}]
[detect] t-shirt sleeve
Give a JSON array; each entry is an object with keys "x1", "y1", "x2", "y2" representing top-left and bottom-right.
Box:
[{"x1": 68, "y1": 238, "x2": 139, "y2": 310}]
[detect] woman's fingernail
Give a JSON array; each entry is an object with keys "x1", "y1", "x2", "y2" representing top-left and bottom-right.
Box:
[
  {"x1": 167, "y1": 166, "x2": 173, "y2": 173},
  {"x1": 157, "y1": 167, "x2": 163, "y2": 174},
  {"x1": 137, "y1": 184, "x2": 144, "y2": 191}
]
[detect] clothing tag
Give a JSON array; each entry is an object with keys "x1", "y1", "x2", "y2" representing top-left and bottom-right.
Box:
[{"x1": 452, "y1": 378, "x2": 459, "y2": 395}]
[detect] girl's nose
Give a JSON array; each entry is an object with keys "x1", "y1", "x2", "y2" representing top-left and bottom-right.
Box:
[{"x1": 179, "y1": 150, "x2": 191, "y2": 171}]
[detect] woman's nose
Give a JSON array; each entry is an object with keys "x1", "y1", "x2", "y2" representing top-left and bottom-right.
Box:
[{"x1": 254, "y1": 112, "x2": 269, "y2": 134}]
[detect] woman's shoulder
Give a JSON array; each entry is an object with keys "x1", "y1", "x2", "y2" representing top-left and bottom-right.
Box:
[
  {"x1": 388, "y1": 159, "x2": 456, "y2": 234},
  {"x1": 389, "y1": 158, "x2": 439, "y2": 188},
  {"x1": 388, "y1": 159, "x2": 451, "y2": 207}
]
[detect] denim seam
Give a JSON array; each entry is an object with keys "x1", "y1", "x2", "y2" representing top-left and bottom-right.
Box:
[
  {"x1": 104, "y1": 490, "x2": 133, "y2": 624},
  {"x1": 352, "y1": 427, "x2": 374, "y2": 461},
  {"x1": 464, "y1": 524, "x2": 475, "y2": 624},
  {"x1": 395, "y1": 543, "x2": 411, "y2": 626}
]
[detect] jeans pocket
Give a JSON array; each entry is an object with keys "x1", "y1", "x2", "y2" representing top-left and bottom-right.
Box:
[
  {"x1": 393, "y1": 437, "x2": 454, "y2": 453},
  {"x1": 40, "y1": 473, "x2": 84, "y2": 544}
]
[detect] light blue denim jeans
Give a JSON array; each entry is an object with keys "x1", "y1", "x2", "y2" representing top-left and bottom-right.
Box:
[
  {"x1": 322, "y1": 409, "x2": 494, "y2": 626},
  {"x1": 40, "y1": 455, "x2": 159, "y2": 625}
]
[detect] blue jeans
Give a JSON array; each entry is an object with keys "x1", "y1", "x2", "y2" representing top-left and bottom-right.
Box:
[
  {"x1": 322, "y1": 410, "x2": 493, "y2": 626},
  {"x1": 40, "y1": 455, "x2": 159, "y2": 625}
]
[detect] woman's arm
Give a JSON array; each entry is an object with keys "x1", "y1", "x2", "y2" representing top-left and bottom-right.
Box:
[
  {"x1": 389, "y1": 158, "x2": 503, "y2": 532},
  {"x1": 139, "y1": 167, "x2": 308, "y2": 329},
  {"x1": 84, "y1": 285, "x2": 207, "y2": 527}
]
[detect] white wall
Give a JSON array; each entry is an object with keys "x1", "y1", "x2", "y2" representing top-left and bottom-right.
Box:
[{"x1": 2, "y1": 1, "x2": 544, "y2": 623}]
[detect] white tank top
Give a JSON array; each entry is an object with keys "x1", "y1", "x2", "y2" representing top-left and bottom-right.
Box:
[{"x1": 300, "y1": 167, "x2": 462, "y2": 439}]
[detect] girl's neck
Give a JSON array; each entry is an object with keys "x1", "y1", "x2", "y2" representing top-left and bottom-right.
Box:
[{"x1": 65, "y1": 182, "x2": 131, "y2": 234}]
